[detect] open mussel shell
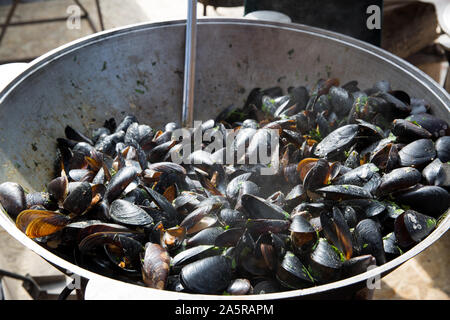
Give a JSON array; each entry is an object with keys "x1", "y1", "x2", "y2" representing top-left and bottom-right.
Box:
[
  {"x1": 180, "y1": 255, "x2": 232, "y2": 294},
  {"x1": 186, "y1": 215, "x2": 218, "y2": 235},
  {"x1": 353, "y1": 219, "x2": 386, "y2": 265},
  {"x1": 79, "y1": 231, "x2": 143, "y2": 269},
  {"x1": 276, "y1": 251, "x2": 314, "y2": 289},
  {"x1": 394, "y1": 210, "x2": 436, "y2": 248},
  {"x1": 161, "y1": 225, "x2": 186, "y2": 251},
  {"x1": 309, "y1": 238, "x2": 343, "y2": 283},
  {"x1": 109, "y1": 199, "x2": 153, "y2": 226},
  {"x1": 241, "y1": 194, "x2": 289, "y2": 220},
  {"x1": 393, "y1": 185, "x2": 449, "y2": 217},
  {"x1": 376, "y1": 167, "x2": 422, "y2": 196},
  {"x1": 320, "y1": 207, "x2": 353, "y2": 259},
  {"x1": 104, "y1": 166, "x2": 138, "y2": 203},
  {"x1": 0, "y1": 182, "x2": 26, "y2": 218},
  {"x1": 141, "y1": 243, "x2": 170, "y2": 290},
  {"x1": 16, "y1": 209, "x2": 71, "y2": 238},
  {"x1": 227, "y1": 278, "x2": 253, "y2": 295},
  {"x1": 303, "y1": 159, "x2": 331, "y2": 191},
  {"x1": 47, "y1": 174, "x2": 69, "y2": 204},
  {"x1": 180, "y1": 205, "x2": 214, "y2": 231},
  {"x1": 398, "y1": 139, "x2": 436, "y2": 168},
  {"x1": 289, "y1": 215, "x2": 316, "y2": 253}
]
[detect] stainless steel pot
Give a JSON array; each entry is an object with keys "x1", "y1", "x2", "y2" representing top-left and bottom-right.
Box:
[{"x1": 0, "y1": 19, "x2": 449, "y2": 299}]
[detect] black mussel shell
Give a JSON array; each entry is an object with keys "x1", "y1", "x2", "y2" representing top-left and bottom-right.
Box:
[
  {"x1": 354, "y1": 219, "x2": 386, "y2": 265},
  {"x1": 63, "y1": 182, "x2": 93, "y2": 216},
  {"x1": 180, "y1": 255, "x2": 232, "y2": 294},
  {"x1": 392, "y1": 119, "x2": 432, "y2": 142},
  {"x1": 394, "y1": 210, "x2": 436, "y2": 247},
  {"x1": 435, "y1": 136, "x2": 450, "y2": 162},
  {"x1": 141, "y1": 243, "x2": 170, "y2": 289},
  {"x1": 320, "y1": 207, "x2": 353, "y2": 259},
  {"x1": 341, "y1": 254, "x2": 376, "y2": 278},
  {"x1": 303, "y1": 159, "x2": 330, "y2": 191},
  {"x1": 376, "y1": 167, "x2": 422, "y2": 196},
  {"x1": 276, "y1": 251, "x2": 314, "y2": 289},
  {"x1": 309, "y1": 238, "x2": 343, "y2": 283},
  {"x1": 172, "y1": 245, "x2": 219, "y2": 269},
  {"x1": 393, "y1": 185, "x2": 449, "y2": 217},
  {"x1": 422, "y1": 159, "x2": 450, "y2": 187},
  {"x1": 334, "y1": 163, "x2": 379, "y2": 187},
  {"x1": 289, "y1": 215, "x2": 316, "y2": 252},
  {"x1": 215, "y1": 227, "x2": 245, "y2": 247},
  {"x1": 406, "y1": 113, "x2": 449, "y2": 138},
  {"x1": 398, "y1": 139, "x2": 436, "y2": 168},
  {"x1": 285, "y1": 184, "x2": 306, "y2": 209},
  {"x1": 47, "y1": 175, "x2": 69, "y2": 203},
  {"x1": 115, "y1": 115, "x2": 137, "y2": 133},
  {"x1": 186, "y1": 227, "x2": 224, "y2": 247},
  {"x1": 342, "y1": 206, "x2": 358, "y2": 228},
  {"x1": 314, "y1": 124, "x2": 359, "y2": 159},
  {"x1": 0, "y1": 182, "x2": 26, "y2": 218},
  {"x1": 227, "y1": 278, "x2": 253, "y2": 295},
  {"x1": 383, "y1": 232, "x2": 402, "y2": 259},
  {"x1": 25, "y1": 192, "x2": 57, "y2": 211},
  {"x1": 219, "y1": 208, "x2": 246, "y2": 227},
  {"x1": 109, "y1": 199, "x2": 153, "y2": 226},
  {"x1": 241, "y1": 194, "x2": 289, "y2": 220},
  {"x1": 104, "y1": 166, "x2": 138, "y2": 203},
  {"x1": 316, "y1": 184, "x2": 372, "y2": 200},
  {"x1": 79, "y1": 231, "x2": 143, "y2": 269},
  {"x1": 246, "y1": 219, "x2": 290, "y2": 236},
  {"x1": 140, "y1": 185, "x2": 178, "y2": 226},
  {"x1": 253, "y1": 279, "x2": 282, "y2": 294}
]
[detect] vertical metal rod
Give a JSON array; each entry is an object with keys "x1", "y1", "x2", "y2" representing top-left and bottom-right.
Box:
[
  {"x1": 95, "y1": 0, "x2": 105, "y2": 31},
  {"x1": 181, "y1": 0, "x2": 197, "y2": 128}
]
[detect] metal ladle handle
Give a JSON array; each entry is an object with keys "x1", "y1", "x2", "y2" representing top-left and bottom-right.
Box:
[{"x1": 181, "y1": 0, "x2": 198, "y2": 128}]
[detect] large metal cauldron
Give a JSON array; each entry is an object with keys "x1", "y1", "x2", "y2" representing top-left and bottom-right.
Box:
[{"x1": 0, "y1": 19, "x2": 449, "y2": 299}]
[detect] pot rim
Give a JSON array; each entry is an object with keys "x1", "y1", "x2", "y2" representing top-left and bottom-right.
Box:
[{"x1": 0, "y1": 18, "x2": 449, "y2": 300}]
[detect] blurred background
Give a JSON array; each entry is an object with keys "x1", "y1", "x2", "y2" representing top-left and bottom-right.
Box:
[{"x1": 0, "y1": 0, "x2": 449, "y2": 300}]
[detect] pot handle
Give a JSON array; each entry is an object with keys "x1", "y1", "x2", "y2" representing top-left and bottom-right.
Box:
[{"x1": 0, "y1": 63, "x2": 28, "y2": 92}]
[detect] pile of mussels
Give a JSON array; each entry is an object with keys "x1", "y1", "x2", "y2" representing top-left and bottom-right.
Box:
[{"x1": 0, "y1": 78, "x2": 449, "y2": 295}]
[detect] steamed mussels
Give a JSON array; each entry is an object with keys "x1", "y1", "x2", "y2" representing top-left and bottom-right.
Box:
[{"x1": 0, "y1": 77, "x2": 449, "y2": 296}]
